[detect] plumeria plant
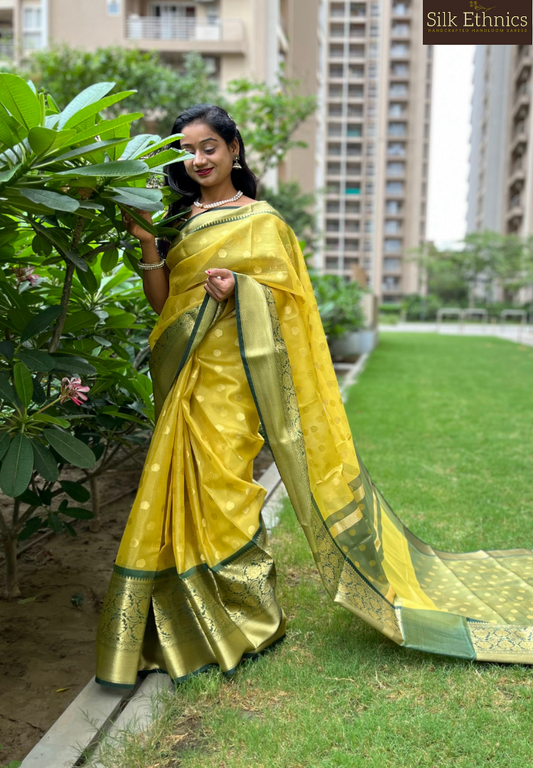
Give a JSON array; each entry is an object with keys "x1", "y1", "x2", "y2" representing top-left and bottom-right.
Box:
[{"x1": 0, "y1": 74, "x2": 191, "y2": 599}]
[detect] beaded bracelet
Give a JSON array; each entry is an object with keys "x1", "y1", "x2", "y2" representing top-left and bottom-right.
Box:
[{"x1": 138, "y1": 258, "x2": 166, "y2": 271}]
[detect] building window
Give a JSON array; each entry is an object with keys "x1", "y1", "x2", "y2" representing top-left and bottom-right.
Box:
[
  {"x1": 384, "y1": 257, "x2": 401, "y2": 271},
  {"x1": 345, "y1": 239, "x2": 359, "y2": 251},
  {"x1": 389, "y1": 103, "x2": 406, "y2": 117},
  {"x1": 385, "y1": 238, "x2": 402, "y2": 252},
  {"x1": 385, "y1": 220, "x2": 401, "y2": 234},
  {"x1": 386, "y1": 200, "x2": 402, "y2": 214},
  {"x1": 391, "y1": 62, "x2": 408, "y2": 76},
  {"x1": 386, "y1": 181, "x2": 404, "y2": 194},
  {"x1": 388, "y1": 122, "x2": 407, "y2": 137},
  {"x1": 387, "y1": 141, "x2": 406, "y2": 155},
  {"x1": 387, "y1": 161, "x2": 405, "y2": 176},
  {"x1": 346, "y1": 185, "x2": 361, "y2": 195},
  {"x1": 22, "y1": 6, "x2": 43, "y2": 50},
  {"x1": 392, "y1": 23, "x2": 409, "y2": 35},
  {"x1": 391, "y1": 43, "x2": 409, "y2": 57},
  {"x1": 107, "y1": 0, "x2": 121, "y2": 15},
  {"x1": 390, "y1": 83, "x2": 408, "y2": 97},
  {"x1": 346, "y1": 200, "x2": 360, "y2": 213}
]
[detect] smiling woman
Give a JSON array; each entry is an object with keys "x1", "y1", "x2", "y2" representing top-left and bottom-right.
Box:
[{"x1": 96, "y1": 104, "x2": 533, "y2": 691}]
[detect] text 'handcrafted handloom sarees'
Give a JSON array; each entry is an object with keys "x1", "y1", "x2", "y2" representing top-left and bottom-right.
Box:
[{"x1": 96, "y1": 201, "x2": 533, "y2": 687}]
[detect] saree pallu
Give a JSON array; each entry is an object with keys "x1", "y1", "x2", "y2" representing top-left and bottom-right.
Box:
[{"x1": 96, "y1": 202, "x2": 533, "y2": 687}]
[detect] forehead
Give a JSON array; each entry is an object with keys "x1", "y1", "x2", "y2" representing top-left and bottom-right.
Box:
[{"x1": 180, "y1": 122, "x2": 220, "y2": 145}]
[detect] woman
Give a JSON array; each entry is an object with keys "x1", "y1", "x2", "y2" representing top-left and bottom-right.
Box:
[{"x1": 96, "y1": 105, "x2": 533, "y2": 688}]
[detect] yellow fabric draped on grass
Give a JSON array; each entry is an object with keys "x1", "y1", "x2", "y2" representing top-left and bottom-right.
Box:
[{"x1": 96, "y1": 201, "x2": 533, "y2": 687}]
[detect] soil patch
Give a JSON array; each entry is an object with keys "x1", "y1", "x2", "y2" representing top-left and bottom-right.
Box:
[{"x1": 0, "y1": 444, "x2": 274, "y2": 762}]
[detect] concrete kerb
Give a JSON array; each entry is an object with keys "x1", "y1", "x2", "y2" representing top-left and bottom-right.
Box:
[{"x1": 19, "y1": 352, "x2": 371, "y2": 768}]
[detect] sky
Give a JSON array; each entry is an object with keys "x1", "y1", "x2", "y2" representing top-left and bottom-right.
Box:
[{"x1": 426, "y1": 45, "x2": 476, "y2": 251}]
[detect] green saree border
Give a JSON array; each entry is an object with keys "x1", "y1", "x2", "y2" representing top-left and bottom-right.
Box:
[
  {"x1": 112, "y1": 519, "x2": 265, "y2": 582},
  {"x1": 233, "y1": 272, "x2": 401, "y2": 646}
]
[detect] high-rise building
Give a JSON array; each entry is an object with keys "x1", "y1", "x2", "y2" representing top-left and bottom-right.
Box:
[
  {"x1": 467, "y1": 44, "x2": 533, "y2": 239},
  {"x1": 315, "y1": 0, "x2": 432, "y2": 302}
]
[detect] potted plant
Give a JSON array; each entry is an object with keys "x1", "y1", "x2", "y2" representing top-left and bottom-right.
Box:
[{"x1": 310, "y1": 274, "x2": 373, "y2": 358}]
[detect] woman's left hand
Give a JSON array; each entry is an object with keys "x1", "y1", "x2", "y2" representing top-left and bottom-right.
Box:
[{"x1": 204, "y1": 268, "x2": 235, "y2": 302}]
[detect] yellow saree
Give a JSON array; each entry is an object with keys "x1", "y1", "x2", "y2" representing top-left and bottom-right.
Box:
[{"x1": 96, "y1": 201, "x2": 533, "y2": 687}]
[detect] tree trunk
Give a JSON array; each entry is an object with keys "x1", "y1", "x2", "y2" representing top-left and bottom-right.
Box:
[
  {"x1": 89, "y1": 474, "x2": 101, "y2": 533},
  {"x1": 2, "y1": 535, "x2": 20, "y2": 600}
]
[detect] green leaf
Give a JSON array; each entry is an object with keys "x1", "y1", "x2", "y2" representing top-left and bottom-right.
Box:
[
  {"x1": 75, "y1": 265, "x2": 98, "y2": 293},
  {"x1": 0, "y1": 373, "x2": 16, "y2": 404},
  {"x1": 55, "y1": 160, "x2": 148, "y2": 178},
  {"x1": 0, "y1": 340, "x2": 15, "y2": 360},
  {"x1": 49, "y1": 354, "x2": 97, "y2": 376},
  {"x1": 0, "y1": 74, "x2": 41, "y2": 131},
  {"x1": 48, "y1": 511, "x2": 63, "y2": 533},
  {"x1": 121, "y1": 134, "x2": 156, "y2": 160},
  {"x1": 0, "y1": 163, "x2": 21, "y2": 183},
  {"x1": 21, "y1": 305, "x2": 63, "y2": 342},
  {"x1": 0, "y1": 432, "x2": 10, "y2": 461},
  {"x1": 110, "y1": 191, "x2": 164, "y2": 212},
  {"x1": 144, "y1": 148, "x2": 188, "y2": 169},
  {"x1": 18, "y1": 516, "x2": 45, "y2": 541},
  {"x1": 0, "y1": 433, "x2": 34, "y2": 497},
  {"x1": 62, "y1": 90, "x2": 136, "y2": 130},
  {"x1": 104, "y1": 312, "x2": 136, "y2": 329},
  {"x1": 27, "y1": 126, "x2": 59, "y2": 155},
  {"x1": 13, "y1": 362, "x2": 33, "y2": 408},
  {"x1": 31, "y1": 439, "x2": 59, "y2": 482},
  {"x1": 59, "y1": 480, "x2": 90, "y2": 503},
  {"x1": 69, "y1": 112, "x2": 144, "y2": 146},
  {"x1": 42, "y1": 428, "x2": 96, "y2": 469},
  {"x1": 17, "y1": 349, "x2": 56, "y2": 372},
  {"x1": 134, "y1": 133, "x2": 184, "y2": 157},
  {"x1": 57, "y1": 81, "x2": 116, "y2": 129},
  {"x1": 16, "y1": 487, "x2": 42, "y2": 506},
  {"x1": 32, "y1": 413, "x2": 70, "y2": 428},
  {"x1": 32, "y1": 234, "x2": 53, "y2": 256},
  {"x1": 61, "y1": 506, "x2": 93, "y2": 519},
  {"x1": 32, "y1": 378, "x2": 47, "y2": 405},
  {"x1": 19, "y1": 188, "x2": 80, "y2": 213},
  {"x1": 101, "y1": 248, "x2": 119, "y2": 272},
  {"x1": 37, "y1": 137, "x2": 132, "y2": 166},
  {"x1": 63, "y1": 310, "x2": 100, "y2": 334}
]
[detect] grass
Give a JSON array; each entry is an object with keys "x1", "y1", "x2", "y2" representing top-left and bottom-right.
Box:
[{"x1": 92, "y1": 333, "x2": 533, "y2": 768}]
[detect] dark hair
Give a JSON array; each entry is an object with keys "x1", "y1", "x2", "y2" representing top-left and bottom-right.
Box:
[{"x1": 156, "y1": 104, "x2": 258, "y2": 258}]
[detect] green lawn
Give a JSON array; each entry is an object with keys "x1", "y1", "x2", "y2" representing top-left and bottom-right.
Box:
[{"x1": 94, "y1": 333, "x2": 533, "y2": 768}]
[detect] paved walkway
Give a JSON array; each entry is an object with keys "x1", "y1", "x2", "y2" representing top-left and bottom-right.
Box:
[{"x1": 379, "y1": 321, "x2": 533, "y2": 347}]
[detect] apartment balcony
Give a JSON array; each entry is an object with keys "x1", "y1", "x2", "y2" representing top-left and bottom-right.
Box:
[
  {"x1": 125, "y1": 16, "x2": 246, "y2": 54},
  {"x1": 392, "y1": 3, "x2": 411, "y2": 17},
  {"x1": 507, "y1": 194, "x2": 523, "y2": 223},
  {"x1": 511, "y1": 121, "x2": 528, "y2": 156},
  {"x1": 391, "y1": 45, "x2": 409, "y2": 59},
  {"x1": 509, "y1": 157, "x2": 525, "y2": 191},
  {"x1": 515, "y1": 46, "x2": 531, "y2": 83},
  {"x1": 0, "y1": 32, "x2": 13, "y2": 61},
  {"x1": 512, "y1": 82, "x2": 530, "y2": 121}
]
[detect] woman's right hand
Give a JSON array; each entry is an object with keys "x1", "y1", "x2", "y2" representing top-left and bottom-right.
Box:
[{"x1": 121, "y1": 208, "x2": 155, "y2": 244}]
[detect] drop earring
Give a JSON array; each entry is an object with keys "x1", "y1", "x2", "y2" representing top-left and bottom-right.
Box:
[{"x1": 233, "y1": 155, "x2": 242, "y2": 169}]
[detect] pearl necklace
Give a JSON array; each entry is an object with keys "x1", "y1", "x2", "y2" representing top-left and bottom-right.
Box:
[{"x1": 193, "y1": 190, "x2": 244, "y2": 209}]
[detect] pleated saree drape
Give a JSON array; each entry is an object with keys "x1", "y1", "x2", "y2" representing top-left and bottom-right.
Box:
[{"x1": 96, "y1": 201, "x2": 533, "y2": 687}]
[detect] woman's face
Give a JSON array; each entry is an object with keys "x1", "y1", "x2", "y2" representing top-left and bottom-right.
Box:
[{"x1": 180, "y1": 121, "x2": 238, "y2": 188}]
